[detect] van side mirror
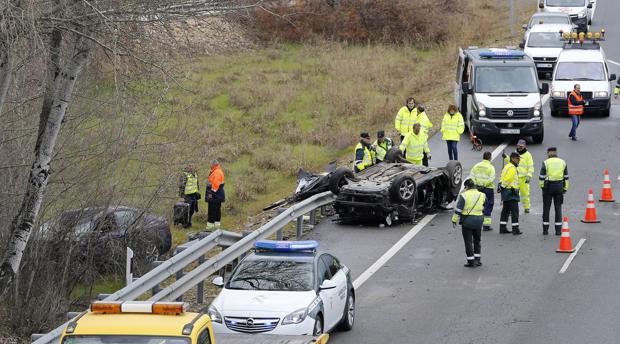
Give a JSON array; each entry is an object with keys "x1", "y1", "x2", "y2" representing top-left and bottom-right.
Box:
[
  {"x1": 609, "y1": 74, "x2": 617, "y2": 81},
  {"x1": 462, "y1": 82, "x2": 472, "y2": 95},
  {"x1": 538, "y1": 1, "x2": 544, "y2": 9},
  {"x1": 522, "y1": 24, "x2": 528, "y2": 30},
  {"x1": 519, "y1": 42, "x2": 525, "y2": 49},
  {"x1": 540, "y1": 83, "x2": 549, "y2": 95},
  {"x1": 587, "y1": 2, "x2": 593, "y2": 8},
  {"x1": 212, "y1": 276, "x2": 224, "y2": 287}
]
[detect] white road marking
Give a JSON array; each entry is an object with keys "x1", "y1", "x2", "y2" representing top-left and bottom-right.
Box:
[
  {"x1": 353, "y1": 140, "x2": 509, "y2": 289},
  {"x1": 608, "y1": 60, "x2": 620, "y2": 67},
  {"x1": 559, "y1": 238, "x2": 586, "y2": 274}
]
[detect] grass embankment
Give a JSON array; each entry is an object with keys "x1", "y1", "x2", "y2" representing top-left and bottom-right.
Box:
[{"x1": 66, "y1": 0, "x2": 536, "y2": 299}]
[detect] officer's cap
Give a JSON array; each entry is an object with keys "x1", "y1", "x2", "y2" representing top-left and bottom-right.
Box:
[
  {"x1": 377, "y1": 130, "x2": 385, "y2": 138},
  {"x1": 464, "y1": 179, "x2": 475, "y2": 189},
  {"x1": 510, "y1": 152, "x2": 520, "y2": 159},
  {"x1": 360, "y1": 132, "x2": 370, "y2": 139},
  {"x1": 517, "y1": 139, "x2": 526, "y2": 146},
  {"x1": 547, "y1": 147, "x2": 557, "y2": 152}
]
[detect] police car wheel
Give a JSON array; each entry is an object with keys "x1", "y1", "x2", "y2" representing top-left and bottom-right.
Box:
[
  {"x1": 338, "y1": 293, "x2": 355, "y2": 331},
  {"x1": 313, "y1": 315, "x2": 324, "y2": 336}
]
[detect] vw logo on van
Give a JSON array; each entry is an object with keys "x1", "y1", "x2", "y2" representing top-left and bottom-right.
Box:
[{"x1": 507, "y1": 110, "x2": 514, "y2": 117}]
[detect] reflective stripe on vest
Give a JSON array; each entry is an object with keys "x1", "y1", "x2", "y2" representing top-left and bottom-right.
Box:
[
  {"x1": 400, "y1": 133, "x2": 427, "y2": 161},
  {"x1": 374, "y1": 139, "x2": 393, "y2": 161},
  {"x1": 184, "y1": 172, "x2": 198, "y2": 194},
  {"x1": 355, "y1": 142, "x2": 374, "y2": 171},
  {"x1": 462, "y1": 190, "x2": 485, "y2": 216},
  {"x1": 568, "y1": 91, "x2": 584, "y2": 115},
  {"x1": 470, "y1": 160, "x2": 495, "y2": 188},
  {"x1": 501, "y1": 164, "x2": 520, "y2": 189},
  {"x1": 544, "y1": 157, "x2": 567, "y2": 181}
]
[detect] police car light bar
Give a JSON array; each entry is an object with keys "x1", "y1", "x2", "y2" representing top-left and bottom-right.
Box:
[
  {"x1": 478, "y1": 49, "x2": 526, "y2": 59},
  {"x1": 90, "y1": 301, "x2": 186, "y2": 315},
  {"x1": 255, "y1": 240, "x2": 319, "y2": 252}
]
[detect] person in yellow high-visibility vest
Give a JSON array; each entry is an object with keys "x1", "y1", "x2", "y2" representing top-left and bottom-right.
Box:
[
  {"x1": 470, "y1": 151, "x2": 495, "y2": 231},
  {"x1": 354, "y1": 132, "x2": 375, "y2": 172},
  {"x1": 178, "y1": 164, "x2": 199, "y2": 228},
  {"x1": 499, "y1": 152, "x2": 521, "y2": 235},
  {"x1": 399, "y1": 123, "x2": 430, "y2": 165},
  {"x1": 614, "y1": 80, "x2": 619, "y2": 99},
  {"x1": 503, "y1": 139, "x2": 534, "y2": 213},
  {"x1": 440, "y1": 105, "x2": 465, "y2": 161},
  {"x1": 373, "y1": 130, "x2": 394, "y2": 163},
  {"x1": 415, "y1": 104, "x2": 433, "y2": 166},
  {"x1": 395, "y1": 97, "x2": 418, "y2": 141},
  {"x1": 452, "y1": 179, "x2": 486, "y2": 268}
]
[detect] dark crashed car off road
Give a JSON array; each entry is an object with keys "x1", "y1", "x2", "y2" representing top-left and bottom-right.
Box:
[{"x1": 330, "y1": 149, "x2": 463, "y2": 225}]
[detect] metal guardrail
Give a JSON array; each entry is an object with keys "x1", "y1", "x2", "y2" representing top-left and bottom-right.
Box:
[{"x1": 32, "y1": 191, "x2": 335, "y2": 344}]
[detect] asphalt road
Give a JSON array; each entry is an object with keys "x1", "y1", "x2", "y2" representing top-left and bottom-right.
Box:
[{"x1": 309, "y1": 1, "x2": 620, "y2": 343}]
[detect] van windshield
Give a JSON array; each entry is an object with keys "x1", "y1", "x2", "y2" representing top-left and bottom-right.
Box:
[
  {"x1": 475, "y1": 66, "x2": 539, "y2": 93},
  {"x1": 546, "y1": 0, "x2": 585, "y2": 6},
  {"x1": 529, "y1": 16, "x2": 570, "y2": 27},
  {"x1": 555, "y1": 62, "x2": 606, "y2": 81},
  {"x1": 527, "y1": 32, "x2": 564, "y2": 48}
]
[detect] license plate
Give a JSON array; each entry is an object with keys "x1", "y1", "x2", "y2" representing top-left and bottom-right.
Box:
[
  {"x1": 537, "y1": 63, "x2": 553, "y2": 68},
  {"x1": 500, "y1": 129, "x2": 520, "y2": 134}
]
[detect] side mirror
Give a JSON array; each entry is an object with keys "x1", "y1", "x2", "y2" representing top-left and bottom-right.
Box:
[
  {"x1": 462, "y1": 82, "x2": 472, "y2": 95},
  {"x1": 522, "y1": 24, "x2": 528, "y2": 30},
  {"x1": 212, "y1": 276, "x2": 224, "y2": 287},
  {"x1": 540, "y1": 83, "x2": 549, "y2": 95},
  {"x1": 587, "y1": 2, "x2": 593, "y2": 8},
  {"x1": 519, "y1": 42, "x2": 525, "y2": 49},
  {"x1": 538, "y1": 1, "x2": 544, "y2": 9},
  {"x1": 609, "y1": 74, "x2": 616, "y2": 81},
  {"x1": 319, "y1": 279, "x2": 337, "y2": 291}
]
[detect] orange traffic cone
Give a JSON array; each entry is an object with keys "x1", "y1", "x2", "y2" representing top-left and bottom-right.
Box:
[
  {"x1": 557, "y1": 217, "x2": 575, "y2": 253},
  {"x1": 599, "y1": 169, "x2": 615, "y2": 202},
  {"x1": 581, "y1": 188, "x2": 601, "y2": 223}
]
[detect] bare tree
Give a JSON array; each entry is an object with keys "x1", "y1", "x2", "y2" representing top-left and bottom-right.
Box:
[{"x1": 0, "y1": 0, "x2": 267, "y2": 295}]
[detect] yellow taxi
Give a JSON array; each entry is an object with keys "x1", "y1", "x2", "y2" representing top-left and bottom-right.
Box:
[{"x1": 60, "y1": 301, "x2": 329, "y2": 344}]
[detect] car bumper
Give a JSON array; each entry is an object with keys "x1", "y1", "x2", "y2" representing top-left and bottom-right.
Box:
[
  {"x1": 550, "y1": 98, "x2": 610, "y2": 115},
  {"x1": 212, "y1": 316, "x2": 316, "y2": 335},
  {"x1": 472, "y1": 118, "x2": 544, "y2": 136}
]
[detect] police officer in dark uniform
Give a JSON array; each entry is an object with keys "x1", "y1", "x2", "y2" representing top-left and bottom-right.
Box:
[
  {"x1": 452, "y1": 179, "x2": 486, "y2": 268},
  {"x1": 539, "y1": 147, "x2": 569, "y2": 235}
]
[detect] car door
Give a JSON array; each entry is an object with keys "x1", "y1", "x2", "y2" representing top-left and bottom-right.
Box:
[
  {"x1": 322, "y1": 255, "x2": 348, "y2": 322},
  {"x1": 454, "y1": 48, "x2": 466, "y2": 114},
  {"x1": 316, "y1": 255, "x2": 338, "y2": 331}
]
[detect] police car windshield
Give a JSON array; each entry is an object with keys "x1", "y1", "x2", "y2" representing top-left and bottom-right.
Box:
[
  {"x1": 62, "y1": 335, "x2": 190, "y2": 344},
  {"x1": 475, "y1": 66, "x2": 539, "y2": 93},
  {"x1": 555, "y1": 62, "x2": 606, "y2": 81},
  {"x1": 529, "y1": 16, "x2": 570, "y2": 27},
  {"x1": 546, "y1": 0, "x2": 585, "y2": 6},
  {"x1": 227, "y1": 259, "x2": 314, "y2": 291},
  {"x1": 527, "y1": 32, "x2": 564, "y2": 48}
]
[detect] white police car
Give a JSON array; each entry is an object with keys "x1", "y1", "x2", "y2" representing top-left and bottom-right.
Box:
[{"x1": 208, "y1": 240, "x2": 355, "y2": 336}]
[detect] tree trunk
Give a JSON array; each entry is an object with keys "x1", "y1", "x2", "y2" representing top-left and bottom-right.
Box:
[
  {"x1": 0, "y1": 45, "x2": 12, "y2": 115},
  {"x1": 35, "y1": 29, "x2": 63, "y2": 149},
  {"x1": 0, "y1": 32, "x2": 92, "y2": 295}
]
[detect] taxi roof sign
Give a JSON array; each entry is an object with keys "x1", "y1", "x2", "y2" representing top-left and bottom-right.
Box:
[
  {"x1": 255, "y1": 240, "x2": 319, "y2": 252},
  {"x1": 478, "y1": 49, "x2": 526, "y2": 59}
]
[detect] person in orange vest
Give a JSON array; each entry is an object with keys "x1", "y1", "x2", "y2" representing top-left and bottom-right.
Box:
[
  {"x1": 567, "y1": 84, "x2": 589, "y2": 141},
  {"x1": 206, "y1": 159, "x2": 225, "y2": 229}
]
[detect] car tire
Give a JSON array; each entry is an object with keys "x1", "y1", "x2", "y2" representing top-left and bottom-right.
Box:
[
  {"x1": 338, "y1": 292, "x2": 355, "y2": 331},
  {"x1": 446, "y1": 161, "x2": 463, "y2": 199},
  {"x1": 601, "y1": 108, "x2": 610, "y2": 117},
  {"x1": 550, "y1": 109, "x2": 559, "y2": 117},
  {"x1": 390, "y1": 175, "x2": 416, "y2": 202},
  {"x1": 329, "y1": 167, "x2": 354, "y2": 195},
  {"x1": 532, "y1": 130, "x2": 544, "y2": 144},
  {"x1": 313, "y1": 314, "x2": 324, "y2": 336},
  {"x1": 384, "y1": 147, "x2": 405, "y2": 163}
]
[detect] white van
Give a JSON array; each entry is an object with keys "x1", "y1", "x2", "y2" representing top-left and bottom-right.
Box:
[
  {"x1": 538, "y1": 0, "x2": 593, "y2": 32},
  {"x1": 522, "y1": 23, "x2": 574, "y2": 79},
  {"x1": 550, "y1": 43, "x2": 616, "y2": 117}
]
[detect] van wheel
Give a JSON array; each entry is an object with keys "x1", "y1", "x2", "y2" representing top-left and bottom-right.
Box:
[
  {"x1": 532, "y1": 131, "x2": 544, "y2": 144},
  {"x1": 601, "y1": 109, "x2": 610, "y2": 117},
  {"x1": 550, "y1": 109, "x2": 559, "y2": 117}
]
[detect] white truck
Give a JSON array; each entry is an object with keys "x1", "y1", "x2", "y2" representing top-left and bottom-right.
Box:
[{"x1": 538, "y1": 0, "x2": 594, "y2": 33}]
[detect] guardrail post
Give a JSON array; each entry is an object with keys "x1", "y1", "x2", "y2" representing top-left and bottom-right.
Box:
[
  {"x1": 151, "y1": 261, "x2": 165, "y2": 295},
  {"x1": 175, "y1": 270, "x2": 184, "y2": 302},
  {"x1": 320, "y1": 205, "x2": 325, "y2": 216},
  {"x1": 309, "y1": 209, "x2": 316, "y2": 225},
  {"x1": 296, "y1": 216, "x2": 303, "y2": 239},
  {"x1": 197, "y1": 255, "x2": 205, "y2": 304},
  {"x1": 126, "y1": 247, "x2": 134, "y2": 286}
]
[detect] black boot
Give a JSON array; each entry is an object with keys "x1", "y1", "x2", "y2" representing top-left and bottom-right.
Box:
[
  {"x1": 464, "y1": 260, "x2": 475, "y2": 268},
  {"x1": 543, "y1": 229, "x2": 548, "y2": 235},
  {"x1": 555, "y1": 230, "x2": 561, "y2": 236},
  {"x1": 483, "y1": 226, "x2": 492, "y2": 232},
  {"x1": 512, "y1": 226, "x2": 522, "y2": 235},
  {"x1": 499, "y1": 226, "x2": 512, "y2": 234},
  {"x1": 474, "y1": 257, "x2": 482, "y2": 266}
]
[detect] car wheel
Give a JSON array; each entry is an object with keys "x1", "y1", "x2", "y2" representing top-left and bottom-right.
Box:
[
  {"x1": 390, "y1": 175, "x2": 416, "y2": 202},
  {"x1": 338, "y1": 293, "x2": 355, "y2": 331},
  {"x1": 313, "y1": 315, "x2": 324, "y2": 336},
  {"x1": 384, "y1": 147, "x2": 406, "y2": 163},
  {"x1": 601, "y1": 108, "x2": 610, "y2": 117},
  {"x1": 532, "y1": 130, "x2": 544, "y2": 144},
  {"x1": 329, "y1": 167, "x2": 354, "y2": 195},
  {"x1": 446, "y1": 161, "x2": 463, "y2": 198},
  {"x1": 550, "y1": 109, "x2": 558, "y2": 117}
]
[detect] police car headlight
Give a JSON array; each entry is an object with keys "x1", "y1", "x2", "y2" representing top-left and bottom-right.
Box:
[
  {"x1": 282, "y1": 308, "x2": 308, "y2": 325},
  {"x1": 533, "y1": 101, "x2": 541, "y2": 116},
  {"x1": 552, "y1": 91, "x2": 565, "y2": 98},
  {"x1": 207, "y1": 304, "x2": 222, "y2": 323},
  {"x1": 594, "y1": 91, "x2": 608, "y2": 98}
]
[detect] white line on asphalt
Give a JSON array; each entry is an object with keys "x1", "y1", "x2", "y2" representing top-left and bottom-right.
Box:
[
  {"x1": 559, "y1": 238, "x2": 586, "y2": 274},
  {"x1": 353, "y1": 140, "x2": 509, "y2": 289},
  {"x1": 608, "y1": 60, "x2": 620, "y2": 67}
]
